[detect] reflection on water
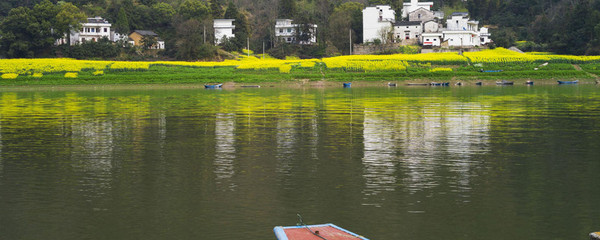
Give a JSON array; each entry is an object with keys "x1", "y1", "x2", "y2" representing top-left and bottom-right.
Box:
[
  {"x1": 214, "y1": 113, "x2": 236, "y2": 191},
  {"x1": 0, "y1": 86, "x2": 599, "y2": 240}
]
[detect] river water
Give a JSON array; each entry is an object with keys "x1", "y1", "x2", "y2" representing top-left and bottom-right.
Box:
[{"x1": 0, "y1": 84, "x2": 599, "y2": 240}]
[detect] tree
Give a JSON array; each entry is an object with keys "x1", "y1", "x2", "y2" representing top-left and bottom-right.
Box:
[
  {"x1": 178, "y1": 0, "x2": 210, "y2": 21},
  {"x1": 175, "y1": 19, "x2": 216, "y2": 60},
  {"x1": 278, "y1": 0, "x2": 296, "y2": 19},
  {"x1": 141, "y1": 35, "x2": 158, "y2": 49},
  {"x1": 114, "y1": 7, "x2": 130, "y2": 34},
  {"x1": 55, "y1": 2, "x2": 86, "y2": 45},
  {"x1": 209, "y1": 0, "x2": 224, "y2": 19},
  {"x1": 224, "y1": 2, "x2": 250, "y2": 50},
  {"x1": 328, "y1": 2, "x2": 364, "y2": 54}
]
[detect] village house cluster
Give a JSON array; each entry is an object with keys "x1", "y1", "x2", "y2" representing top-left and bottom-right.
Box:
[
  {"x1": 362, "y1": 0, "x2": 492, "y2": 48},
  {"x1": 59, "y1": 1, "x2": 489, "y2": 52}
]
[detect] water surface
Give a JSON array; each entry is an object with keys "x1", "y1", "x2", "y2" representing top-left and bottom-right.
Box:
[{"x1": 0, "y1": 84, "x2": 599, "y2": 240}]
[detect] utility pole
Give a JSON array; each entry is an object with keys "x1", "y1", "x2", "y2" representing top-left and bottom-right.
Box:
[
  {"x1": 203, "y1": 25, "x2": 206, "y2": 44},
  {"x1": 349, "y1": 29, "x2": 352, "y2": 55},
  {"x1": 262, "y1": 41, "x2": 265, "y2": 59}
]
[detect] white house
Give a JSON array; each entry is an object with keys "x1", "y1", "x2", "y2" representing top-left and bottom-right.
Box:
[
  {"x1": 443, "y1": 31, "x2": 480, "y2": 47},
  {"x1": 214, "y1": 19, "x2": 235, "y2": 44},
  {"x1": 480, "y1": 27, "x2": 492, "y2": 45},
  {"x1": 402, "y1": 0, "x2": 434, "y2": 18},
  {"x1": 442, "y1": 13, "x2": 483, "y2": 47},
  {"x1": 275, "y1": 19, "x2": 317, "y2": 44},
  {"x1": 56, "y1": 17, "x2": 112, "y2": 45},
  {"x1": 421, "y1": 32, "x2": 443, "y2": 47},
  {"x1": 394, "y1": 21, "x2": 422, "y2": 41},
  {"x1": 446, "y1": 12, "x2": 479, "y2": 31},
  {"x1": 423, "y1": 20, "x2": 440, "y2": 33},
  {"x1": 408, "y1": 7, "x2": 434, "y2": 22},
  {"x1": 362, "y1": 5, "x2": 396, "y2": 43}
]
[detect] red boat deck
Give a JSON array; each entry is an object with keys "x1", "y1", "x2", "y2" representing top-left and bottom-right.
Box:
[{"x1": 274, "y1": 224, "x2": 369, "y2": 240}]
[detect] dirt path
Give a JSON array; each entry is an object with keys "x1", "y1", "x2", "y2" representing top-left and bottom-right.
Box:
[{"x1": 573, "y1": 64, "x2": 600, "y2": 82}]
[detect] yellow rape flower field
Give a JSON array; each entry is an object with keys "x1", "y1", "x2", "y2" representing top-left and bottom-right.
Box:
[{"x1": 0, "y1": 48, "x2": 599, "y2": 85}]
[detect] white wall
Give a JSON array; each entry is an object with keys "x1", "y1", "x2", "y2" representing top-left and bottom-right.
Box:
[
  {"x1": 394, "y1": 24, "x2": 422, "y2": 41},
  {"x1": 214, "y1": 19, "x2": 235, "y2": 44},
  {"x1": 362, "y1": 5, "x2": 395, "y2": 43},
  {"x1": 444, "y1": 31, "x2": 480, "y2": 46},
  {"x1": 402, "y1": 0, "x2": 434, "y2": 18}
]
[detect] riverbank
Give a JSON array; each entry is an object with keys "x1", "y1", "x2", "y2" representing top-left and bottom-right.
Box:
[{"x1": 2, "y1": 48, "x2": 600, "y2": 86}]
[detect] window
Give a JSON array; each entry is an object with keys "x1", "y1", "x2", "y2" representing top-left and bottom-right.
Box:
[
  {"x1": 104, "y1": 28, "x2": 108, "y2": 32},
  {"x1": 91, "y1": 28, "x2": 95, "y2": 33},
  {"x1": 426, "y1": 39, "x2": 430, "y2": 41},
  {"x1": 418, "y1": 14, "x2": 421, "y2": 19},
  {"x1": 287, "y1": 28, "x2": 291, "y2": 33},
  {"x1": 279, "y1": 29, "x2": 283, "y2": 33}
]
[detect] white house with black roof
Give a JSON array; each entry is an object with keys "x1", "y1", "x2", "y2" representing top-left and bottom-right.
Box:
[{"x1": 394, "y1": 21, "x2": 422, "y2": 41}]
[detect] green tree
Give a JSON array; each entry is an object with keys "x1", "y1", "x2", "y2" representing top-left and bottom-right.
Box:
[
  {"x1": 209, "y1": 0, "x2": 224, "y2": 19},
  {"x1": 114, "y1": 7, "x2": 130, "y2": 34},
  {"x1": 328, "y1": 2, "x2": 364, "y2": 54},
  {"x1": 141, "y1": 35, "x2": 158, "y2": 49},
  {"x1": 178, "y1": 0, "x2": 210, "y2": 21},
  {"x1": 224, "y1": 2, "x2": 250, "y2": 50},
  {"x1": 0, "y1": 7, "x2": 38, "y2": 57},
  {"x1": 278, "y1": 0, "x2": 296, "y2": 19},
  {"x1": 55, "y1": 2, "x2": 86, "y2": 45}
]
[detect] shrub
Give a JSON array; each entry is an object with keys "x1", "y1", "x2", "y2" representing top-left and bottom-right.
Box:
[
  {"x1": 64, "y1": 72, "x2": 78, "y2": 78},
  {"x1": 1, "y1": 73, "x2": 18, "y2": 79}
]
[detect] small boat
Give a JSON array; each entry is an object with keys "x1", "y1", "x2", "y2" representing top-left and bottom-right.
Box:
[
  {"x1": 496, "y1": 80, "x2": 514, "y2": 85},
  {"x1": 388, "y1": 82, "x2": 397, "y2": 87},
  {"x1": 204, "y1": 84, "x2": 223, "y2": 89},
  {"x1": 455, "y1": 82, "x2": 462, "y2": 86},
  {"x1": 526, "y1": 80, "x2": 534, "y2": 85},
  {"x1": 480, "y1": 69, "x2": 503, "y2": 73},
  {"x1": 274, "y1": 224, "x2": 369, "y2": 240},
  {"x1": 406, "y1": 83, "x2": 429, "y2": 86},
  {"x1": 343, "y1": 82, "x2": 352, "y2": 88},
  {"x1": 241, "y1": 85, "x2": 261, "y2": 88},
  {"x1": 557, "y1": 80, "x2": 579, "y2": 84},
  {"x1": 475, "y1": 82, "x2": 483, "y2": 85},
  {"x1": 430, "y1": 82, "x2": 449, "y2": 86}
]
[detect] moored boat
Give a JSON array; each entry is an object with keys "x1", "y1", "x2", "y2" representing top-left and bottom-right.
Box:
[
  {"x1": 430, "y1": 82, "x2": 449, "y2": 86},
  {"x1": 475, "y1": 81, "x2": 483, "y2": 85},
  {"x1": 480, "y1": 69, "x2": 503, "y2": 73},
  {"x1": 274, "y1": 224, "x2": 369, "y2": 240},
  {"x1": 388, "y1": 82, "x2": 397, "y2": 87},
  {"x1": 496, "y1": 80, "x2": 514, "y2": 85},
  {"x1": 204, "y1": 84, "x2": 223, "y2": 89},
  {"x1": 406, "y1": 83, "x2": 429, "y2": 86},
  {"x1": 526, "y1": 80, "x2": 534, "y2": 85},
  {"x1": 557, "y1": 80, "x2": 579, "y2": 84},
  {"x1": 343, "y1": 82, "x2": 352, "y2": 88}
]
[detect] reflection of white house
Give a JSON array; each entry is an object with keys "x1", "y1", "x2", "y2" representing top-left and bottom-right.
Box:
[
  {"x1": 394, "y1": 21, "x2": 422, "y2": 41},
  {"x1": 275, "y1": 19, "x2": 317, "y2": 45},
  {"x1": 214, "y1": 19, "x2": 235, "y2": 44},
  {"x1": 362, "y1": 5, "x2": 396, "y2": 43},
  {"x1": 402, "y1": 0, "x2": 434, "y2": 18}
]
